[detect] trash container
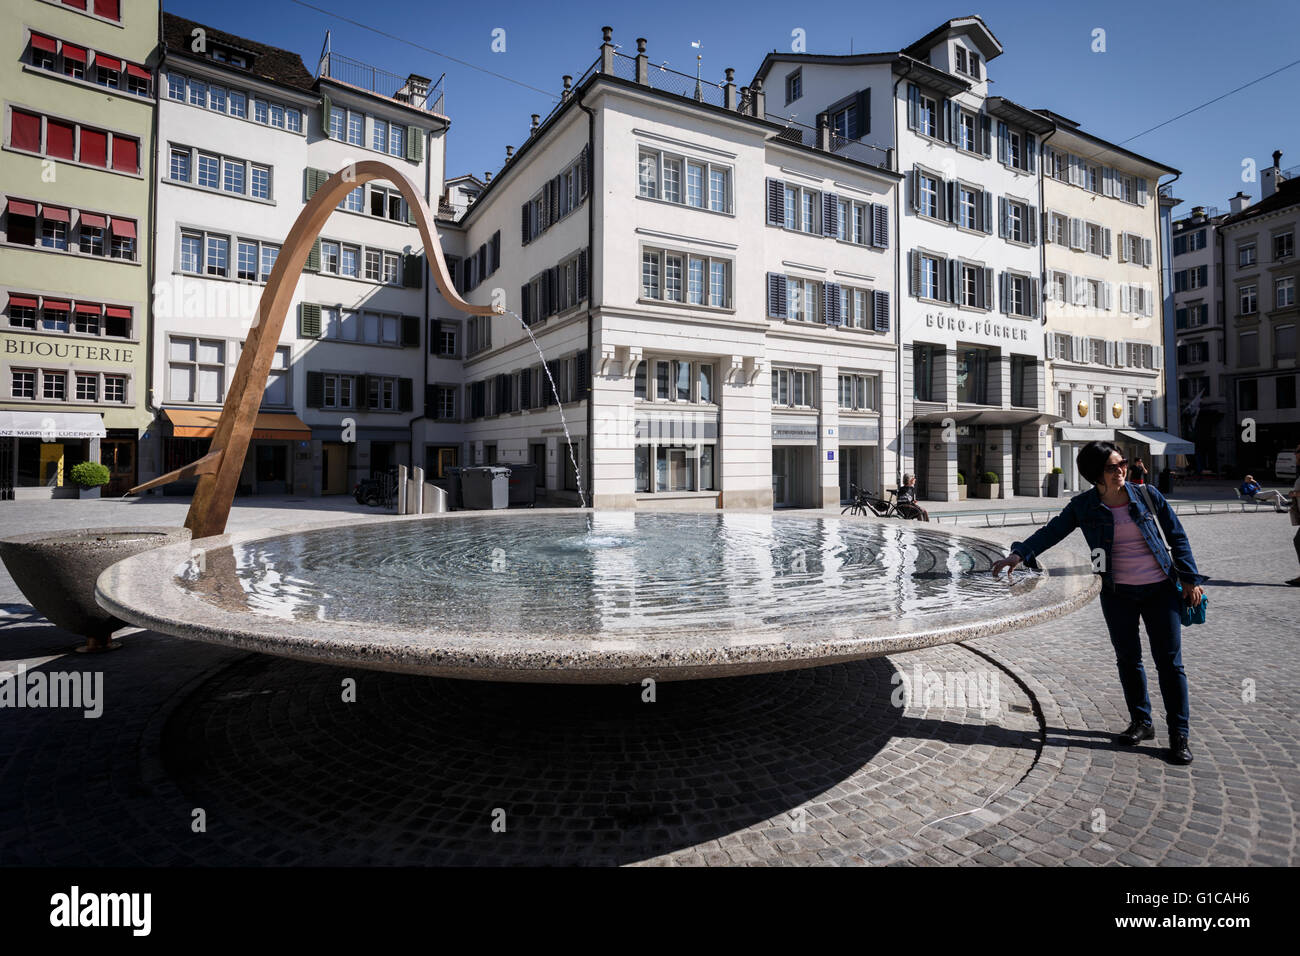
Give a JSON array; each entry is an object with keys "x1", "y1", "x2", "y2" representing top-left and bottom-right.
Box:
[
  {"x1": 506, "y1": 463, "x2": 537, "y2": 506},
  {"x1": 443, "y1": 467, "x2": 464, "y2": 510},
  {"x1": 461, "y1": 466, "x2": 511, "y2": 510},
  {"x1": 1157, "y1": 467, "x2": 1172, "y2": 495}
]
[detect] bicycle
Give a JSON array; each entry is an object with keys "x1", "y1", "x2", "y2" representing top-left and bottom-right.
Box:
[{"x1": 841, "y1": 483, "x2": 896, "y2": 518}]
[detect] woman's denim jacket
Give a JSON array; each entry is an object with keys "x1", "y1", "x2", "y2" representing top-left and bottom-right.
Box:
[{"x1": 1012, "y1": 483, "x2": 1207, "y2": 591}]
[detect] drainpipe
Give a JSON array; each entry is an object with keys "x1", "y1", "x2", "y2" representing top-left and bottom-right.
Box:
[
  {"x1": 1158, "y1": 170, "x2": 1182, "y2": 440},
  {"x1": 408, "y1": 125, "x2": 435, "y2": 472},
  {"x1": 891, "y1": 61, "x2": 915, "y2": 490},
  {"x1": 577, "y1": 81, "x2": 597, "y2": 509},
  {"x1": 143, "y1": 6, "x2": 164, "y2": 480}
]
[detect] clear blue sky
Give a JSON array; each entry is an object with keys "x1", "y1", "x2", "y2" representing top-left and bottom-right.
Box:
[{"x1": 165, "y1": 0, "x2": 1300, "y2": 214}]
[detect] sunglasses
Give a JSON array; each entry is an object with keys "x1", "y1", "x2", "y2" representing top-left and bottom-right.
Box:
[{"x1": 1103, "y1": 459, "x2": 1129, "y2": 474}]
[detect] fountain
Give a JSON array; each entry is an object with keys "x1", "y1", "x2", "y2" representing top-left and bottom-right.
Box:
[{"x1": 86, "y1": 161, "x2": 1096, "y2": 681}]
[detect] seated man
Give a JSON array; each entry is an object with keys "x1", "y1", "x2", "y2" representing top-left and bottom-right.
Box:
[
  {"x1": 896, "y1": 474, "x2": 930, "y2": 521},
  {"x1": 1240, "y1": 475, "x2": 1287, "y2": 511}
]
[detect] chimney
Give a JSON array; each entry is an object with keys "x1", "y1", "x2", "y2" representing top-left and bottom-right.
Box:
[
  {"x1": 530, "y1": 113, "x2": 540, "y2": 136},
  {"x1": 505, "y1": 145, "x2": 514, "y2": 161},
  {"x1": 751, "y1": 77, "x2": 765, "y2": 117},
  {"x1": 1262, "y1": 149, "x2": 1283, "y2": 199},
  {"x1": 1191, "y1": 205, "x2": 1205, "y2": 220},
  {"x1": 562, "y1": 75, "x2": 572, "y2": 101},
  {"x1": 724, "y1": 67, "x2": 737, "y2": 110},
  {"x1": 635, "y1": 38, "x2": 648, "y2": 85},
  {"x1": 818, "y1": 114, "x2": 831, "y2": 151},
  {"x1": 600, "y1": 26, "x2": 615, "y2": 74},
  {"x1": 1229, "y1": 191, "x2": 1251, "y2": 214},
  {"x1": 484, "y1": 171, "x2": 492, "y2": 183}
]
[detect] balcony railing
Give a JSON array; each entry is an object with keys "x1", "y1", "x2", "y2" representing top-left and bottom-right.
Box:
[{"x1": 318, "y1": 51, "x2": 445, "y2": 114}]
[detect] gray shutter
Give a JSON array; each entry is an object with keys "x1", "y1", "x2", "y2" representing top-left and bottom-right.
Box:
[
  {"x1": 872, "y1": 289, "x2": 890, "y2": 332},
  {"x1": 1118, "y1": 231, "x2": 1128, "y2": 263},
  {"x1": 401, "y1": 314, "x2": 420, "y2": 347},
  {"x1": 824, "y1": 282, "x2": 842, "y2": 326},
  {"x1": 822, "y1": 192, "x2": 839, "y2": 237},
  {"x1": 1027, "y1": 205, "x2": 1038, "y2": 246},
  {"x1": 997, "y1": 121, "x2": 1009, "y2": 164},
  {"x1": 853, "y1": 89, "x2": 869, "y2": 137},
  {"x1": 577, "y1": 247, "x2": 589, "y2": 301},
  {"x1": 946, "y1": 258, "x2": 958, "y2": 303},
  {"x1": 1143, "y1": 238, "x2": 1153, "y2": 267},
  {"x1": 908, "y1": 168, "x2": 920, "y2": 212},
  {"x1": 944, "y1": 179, "x2": 955, "y2": 223},
  {"x1": 1104, "y1": 228, "x2": 1112, "y2": 258},
  {"x1": 306, "y1": 371, "x2": 323, "y2": 407},
  {"x1": 766, "y1": 178, "x2": 785, "y2": 226},
  {"x1": 909, "y1": 250, "x2": 921, "y2": 296},
  {"x1": 429, "y1": 318, "x2": 442, "y2": 354},
  {"x1": 982, "y1": 191, "x2": 992, "y2": 234},
  {"x1": 521, "y1": 284, "x2": 531, "y2": 324},
  {"x1": 999, "y1": 272, "x2": 1009, "y2": 314},
  {"x1": 403, "y1": 253, "x2": 423, "y2": 288},
  {"x1": 767, "y1": 272, "x2": 788, "y2": 318},
  {"x1": 979, "y1": 114, "x2": 991, "y2": 156},
  {"x1": 907, "y1": 83, "x2": 920, "y2": 131},
  {"x1": 872, "y1": 203, "x2": 888, "y2": 248},
  {"x1": 998, "y1": 196, "x2": 1008, "y2": 238},
  {"x1": 1030, "y1": 277, "x2": 1041, "y2": 318},
  {"x1": 982, "y1": 266, "x2": 993, "y2": 310},
  {"x1": 1120, "y1": 283, "x2": 1131, "y2": 313},
  {"x1": 521, "y1": 203, "x2": 531, "y2": 245},
  {"x1": 1026, "y1": 135, "x2": 1036, "y2": 173},
  {"x1": 298, "y1": 302, "x2": 321, "y2": 338},
  {"x1": 1137, "y1": 177, "x2": 1148, "y2": 206},
  {"x1": 943, "y1": 99, "x2": 954, "y2": 143}
]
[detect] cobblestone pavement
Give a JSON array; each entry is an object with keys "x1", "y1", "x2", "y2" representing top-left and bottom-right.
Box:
[{"x1": 0, "y1": 503, "x2": 1295, "y2": 866}]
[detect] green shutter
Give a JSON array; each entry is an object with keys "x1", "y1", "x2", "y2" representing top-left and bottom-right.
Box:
[
  {"x1": 403, "y1": 252, "x2": 423, "y2": 288},
  {"x1": 305, "y1": 167, "x2": 327, "y2": 199},
  {"x1": 406, "y1": 198, "x2": 417, "y2": 225},
  {"x1": 407, "y1": 126, "x2": 422, "y2": 162},
  {"x1": 305, "y1": 239, "x2": 321, "y2": 272},
  {"x1": 321, "y1": 92, "x2": 332, "y2": 138},
  {"x1": 299, "y1": 303, "x2": 322, "y2": 338}
]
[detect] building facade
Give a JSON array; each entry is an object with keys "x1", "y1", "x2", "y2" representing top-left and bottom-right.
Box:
[
  {"x1": 2, "y1": 0, "x2": 158, "y2": 498},
  {"x1": 1219, "y1": 154, "x2": 1299, "y2": 476},
  {"x1": 1039, "y1": 116, "x2": 1182, "y2": 493}
]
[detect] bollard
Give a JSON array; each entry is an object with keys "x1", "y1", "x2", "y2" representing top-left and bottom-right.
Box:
[{"x1": 397, "y1": 464, "x2": 408, "y2": 514}]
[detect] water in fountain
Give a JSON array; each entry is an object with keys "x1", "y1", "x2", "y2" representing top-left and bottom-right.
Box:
[{"x1": 501, "y1": 308, "x2": 587, "y2": 509}]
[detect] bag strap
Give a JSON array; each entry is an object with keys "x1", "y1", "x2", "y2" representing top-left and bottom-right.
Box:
[{"x1": 1136, "y1": 483, "x2": 1179, "y2": 584}]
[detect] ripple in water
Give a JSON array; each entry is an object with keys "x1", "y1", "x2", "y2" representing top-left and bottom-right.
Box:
[{"x1": 176, "y1": 513, "x2": 1024, "y2": 638}]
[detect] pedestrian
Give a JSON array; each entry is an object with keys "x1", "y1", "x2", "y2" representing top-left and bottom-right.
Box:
[
  {"x1": 1130, "y1": 458, "x2": 1147, "y2": 485},
  {"x1": 990, "y1": 441, "x2": 1206, "y2": 765},
  {"x1": 896, "y1": 474, "x2": 930, "y2": 522}
]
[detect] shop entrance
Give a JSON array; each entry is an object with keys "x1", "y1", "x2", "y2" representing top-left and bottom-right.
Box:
[
  {"x1": 838, "y1": 446, "x2": 878, "y2": 502},
  {"x1": 370, "y1": 441, "x2": 395, "y2": 477},
  {"x1": 321, "y1": 442, "x2": 349, "y2": 495},
  {"x1": 772, "y1": 446, "x2": 816, "y2": 508},
  {"x1": 255, "y1": 444, "x2": 289, "y2": 495},
  {"x1": 101, "y1": 435, "x2": 137, "y2": 497}
]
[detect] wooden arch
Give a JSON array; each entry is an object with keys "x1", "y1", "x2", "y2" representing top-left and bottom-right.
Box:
[{"x1": 133, "y1": 160, "x2": 502, "y2": 538}]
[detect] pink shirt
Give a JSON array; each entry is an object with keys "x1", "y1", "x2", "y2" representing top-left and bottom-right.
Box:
[{"x1": 1108, "y1": 504, "x2": 1169, "y2": 585}]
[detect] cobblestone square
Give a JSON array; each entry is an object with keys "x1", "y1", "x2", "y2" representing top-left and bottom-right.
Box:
[{"x1": 0, "y1": 497, "x2": 1296, "y2": 866}]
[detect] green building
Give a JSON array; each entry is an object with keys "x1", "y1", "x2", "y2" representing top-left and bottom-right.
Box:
[{"x1": 1, "y1": 0, "x2": 158, "y2": 497}]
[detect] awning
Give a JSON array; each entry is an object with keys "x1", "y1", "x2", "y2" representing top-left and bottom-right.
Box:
[
  {"x1": 8, "y1": 294, "x2": 38, "y2": 309},
  {"x1": 1116, "y1": 429, "x2": 1195, "y2": 456},
  {"x1": 1058, "y1": 427, "x2": 1114, "y2": 442},
  {"x1": 42, "y1": 205, "x2": 70, "y2": 223},
  {"x1": 109, "y1": 217, "x2": 135, "y2": 238},
  {"x1": 164, "y1": 408, "x2": 312, "y2": 441},
  {"x1": 75, "y1": 303, "x2": 101, "y2": 315},
  {"x1": 31, "y1": 34, "x2": 57, "y2": 54},
  {"x1": 0, "y1": 411, "x2": 105, "y2": 439},
  {"x1": 42, "y1": 298, "x2": 70, "y2": 311},
  {"x1": 79, "y1": 212, "x2": 106, "y2": 228},
  {"x1": 126, "y1": 63, "x2": 150, "y2": 81},
  {"x1": 104, "y1": 305, "x2": 132, "y2": 319},
  {"x1": 95, "y1": 55, "x2": 122, "y2": 72},
  {"x1": 911, "y1": 408, "x2": 1066, "y2": 427},
  {"x1": 7, "y1": 199, "x2": 37, "y2": 218},
  {"x1": 61, "y1": 44, "x2": 86, "y2": 63}
]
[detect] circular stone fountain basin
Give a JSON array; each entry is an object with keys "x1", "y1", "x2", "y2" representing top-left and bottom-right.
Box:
[{"x1": 95, "y1": 510, "x2": 1098, "y2": 683}]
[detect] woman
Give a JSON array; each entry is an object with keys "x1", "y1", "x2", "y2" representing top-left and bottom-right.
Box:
[
  {"x1": 896, "y1": 474, "x2": 930, "y2": 521},
  {"x1": 1129, "y1": 458, "x2": 1147, "y2": 485},
  {"x1": 991, "y1": 441, "x2": 1206, "y2": 765}
]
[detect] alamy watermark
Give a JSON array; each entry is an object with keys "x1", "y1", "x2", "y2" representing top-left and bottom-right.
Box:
[{"x1": 0, "y1": 664, "x2": 103, "y2": 718}]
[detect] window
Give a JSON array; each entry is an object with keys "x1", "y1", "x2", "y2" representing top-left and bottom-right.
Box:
[
  {"x1": 1276, "y1": 376, "x2": 1296, "y2": 410},
  {"x1": 369, "y1": 185, "x2": 405, "y2": 222},
  {"x1": 168, "y1": 336, "x2": 225, "y2": 404},
  {"x1": 1007, "y1": 201, "x2": 1026, "y2": 243},
  {"x1": 1238, "y1": 330, "x2": 1259, "y2": 366},
  {"x1": 7, "y1": 300, "x2": 37, "y2": 329},
  {"x1": 250, "y1": 165, "x2": 270, "y2": 200},
  {"x1": 347, "y1": 112, "x2": 363, "y2": 146},
  {"x1": 1238, "y1": 379, "x2": 1257, "y2": 411},
  {"x1": 1273, "y1": 232, "x2": 1294, "y2": 260},
  {"x1": 103, "y1": 375, "x2": 125, "y2": 403},
  {"x1": 222, "y1": 158, "x2": 245, "y2": 194},
  {"x1": 771, "y1": 368, "x2": 816, "y2": 408},
  {"x1": 1092, "y1": 394, "x2": 1104, "y2": 424},
  {"x1": 321, "y1": 241, "x2": 340, "y2": 275},
  {"x1": 322, "y1": 374, "x2": 355, "y2": 410},
  {"x1": 919, "y1": 172, "x2": 939, "y2": 219},
  {"x1": 7, "y1": 108, "x2": 139, "y2": 173},
  {"x1": 340, "y1": 244, "x2": 359, "y2": 279},
  {"x1": 1050, "y1": 271, "x2": 1068, "y2": 305},
  {"x1": 254, "y1": 100, "x2": 268, "y2": 124},
  {"x1": 388, "y1": 124, "x2": 405, "y2": 157},
  {"x1": 957, "y1": 110, "x2": 977, "y2": 152},
  {"x1": 75, "y1": 373, "x2": 97, "y2": 401},
  {"x1": 786, "y1": 277, "x2": 820, "y2": 322},
  {"x1": 913, "y1": 343, "x2": 940, "y2": 402},
  {"x1": 42, "y1": 370, "x2": 66, "y2": 401},
  {"x1": 1238, "y1": 243, "x2": 1257, "y2": 267},
  {"x1": 206, "y1": 235, "x2": 229, "y2": 277},
  {"x1": 436, "y1": 324, "x2": 457, "y2": 357},
  {"x1": 11, "y1": 370, "x2": 36, "y2": 399},
  {"x1": 642, "y1": 248, "x2": 730, "y2": 308},
  {"x1": 237, "y1": 240, "x2": 257, "y2": 281},
  {"x1": 339, "y1": 185, "x2": 363, "y2": 213},
  {"x1": 1086, "y1": 222, "x2": 1104, "y2": 256},
  {"x1": 958, "y1": 187, "x2": 978, "y2": 230},
  {"x1": 1050, "y1": 212, "x2": 1068, "y2": 246},
  {"x1": 372, "y1": 118, "x2": 388, "y2": 153},
  {"x1": 1240, "y1": 284, "x2": 1258, "y2": 315},
  {"x1": 229, "y1": 91, "x2": 246, "y2": 118},
  {"x1": 838, "y1": 373, "x2": 877, "y2": 411},
  {"x1": 785, "y1": 68, "x2": 802, "y2": 104},
  {"x1": 78, "y1": 223, "x2": 103, "y2": 256},
  {"x1": 180, "y1": 232, "x2": 201, "y2": 272},
  {"x1": 919, "y1": 254, "x2": 943, "y2": 301},
  {"x1": 42, "y1": 218, "x2": 68, "y2": 250},
  {"x1": 918, "y1": 91, "x2": 938, "y2": 137},
  {"x1": 955, "y1": 345, "x2": 992, "y2": 404},
  {"x1": 328, "y1": 106, "x2": 345, "y2": 140},
  {"x1": 1276, "y1": 276, "x2": 1296, "y2": 309},
  {"x1": 638, "y1": 147, "x2": 731, "y2": 213},
  {"x1": 197, "y1": 152, "x2": 219, "y2": 189},
  {"x1": 1010, "y1": 355, "x2": 1035, "y2": 407},
  {"x1": 260, "y1": 244, "x2": 278, "y2": 282},
  {"x1": 1004, "y1": 272, "x2": 1037, "y2": 318},
  {"x1": 368, "y1": 375, "x2": 398, "y2": 411},
  {"x1": 169, "y1": 147, "x2": 190, "y2": 182},
  {"x1": 383, "y1": 253, "x2": 400, "y2": 285}
]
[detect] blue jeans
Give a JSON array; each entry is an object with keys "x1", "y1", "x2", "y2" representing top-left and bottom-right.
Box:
[{"x1": 1098, "y1": 581, "x2": 1190, "y2": 739}]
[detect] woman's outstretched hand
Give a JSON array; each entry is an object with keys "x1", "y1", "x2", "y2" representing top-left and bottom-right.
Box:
[{"x1": 991, "y1": 553, "x2": 1023, "y2": 580}]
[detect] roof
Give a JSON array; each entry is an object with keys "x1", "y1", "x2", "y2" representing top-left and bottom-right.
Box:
[
  {"x1": 1038, "y1": 113, "x2": 1179, "y2": 176},
  {"x1": 447, "y1": 174, "x2": 486, "y2": 188},
  {"x1": 162, "y1": 13, "x2": 314, "y2": 92},
  {"x1": 1219, "y1": 176, "x2": 1300, "y2": 228},
  {"x1": 902, "y1": 16, "x2": 1004, "y2": 62}
]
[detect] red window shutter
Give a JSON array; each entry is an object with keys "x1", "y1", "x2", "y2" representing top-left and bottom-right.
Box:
[
  {"x1": 95, "y1": 55, "x2": 122, "y2": 73},
  {"x1": 105, "y1": 306, "x2": 131, "y2": 320},
  {"x1": 10, "y1": 109, "x2": 41, "y2": 153},
  {"x1": 62, "y1": 0, "x2": 87, "y2": 10},
  {"x1": 111, "y1": 135, "x2": 138, "y2": 173},
  {"x1": 9, "y1": 294, "x2": 39, "y2": 309},
  {"x1": 7, "y1": 200, "x2": 38, "y2": 218},
  {"x1": 79, "y1": 212, "x2": 106, "y2": 228},
  {"x1": 80, "y1": 128, "x2": 107, "y2": 167},
  {"x1": 46, "y1": 120, "x2": 75, "y2": 160},
  {"x1": 42, "y1": 205, "x2": 71, "y2": 223},
  {"x1": 75, "y1": 303, "x2": 102, "y2": 316},
  {"x1": 126, "y1": 63, "x2": 150, "y2": 81},
  {"x1": 92, "y1": 0, "x2": 120, "y2": 19},
  {"x1": 109, "y1": 217, "x2": 136, "y2": 238},
  {"x1": 31, "y1": 34, "x2": 58, "y2": 54},
  {"x1": 62, "y1": 44, "x2": 87, "y2": 63}
]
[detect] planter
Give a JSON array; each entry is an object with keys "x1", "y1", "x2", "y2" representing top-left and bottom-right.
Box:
[
  {"x1": 1046, "y1": 473, "x2": 1062, "y2": 498},
  {"x1": 0, "y1": 527, "x2": 191, "y2": 653},
  {"x1": 973, "y1": 482, "x2": 1000, "y2": 499},
  {"x1": 956, "y1": 485, "x2": 968, "y2": 501},
  {"x1": 78, "y1": 486, "x2": 102, "y2": 499}
]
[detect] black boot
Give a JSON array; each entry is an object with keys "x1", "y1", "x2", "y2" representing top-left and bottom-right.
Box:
[
  {"x1": 1169, "y1": 734, "x2": 1193, "y2": 765},
  {"x1": 1115, "y1": 720, "x2": 1154, "y2": 745}
]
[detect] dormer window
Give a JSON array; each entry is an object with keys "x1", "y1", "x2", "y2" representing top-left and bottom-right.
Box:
[
  {"x1": 954, "y1": 47, "x2": 967, "y2": 75},
  {"x1": 952, "y1": 46, "x2": 981, "y2": 80},
  {"x1": 967, "y1": 52, "x2": 980, "y2": 79},
  {"x1": 211, "y1": 49, "x2": 249, "y2": 69}
]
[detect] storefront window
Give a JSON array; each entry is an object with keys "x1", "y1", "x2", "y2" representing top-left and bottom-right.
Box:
[{"x1": 956, "y1": 345, "x2": 992, "y2": 405}]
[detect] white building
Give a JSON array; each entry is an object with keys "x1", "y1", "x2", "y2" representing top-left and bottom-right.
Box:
[
  {"x1": 150, "y1": 15, "x2": 452, "y2": 496},
  {"x1": 438, "y1": 31, "x2": 900, "y2": 510},
  {"x1": 755, "y1": 16, "x2": 1056, "y2": 502}
]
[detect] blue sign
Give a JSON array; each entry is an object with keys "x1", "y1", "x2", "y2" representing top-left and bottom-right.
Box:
[{"x1": 827, "y1": 451, "x2": 835, "y2": 461}]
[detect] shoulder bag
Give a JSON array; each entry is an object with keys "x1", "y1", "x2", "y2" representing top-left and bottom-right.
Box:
[{"x1": 1137, "y1": 484, "x2": 1207, "y2": 626}]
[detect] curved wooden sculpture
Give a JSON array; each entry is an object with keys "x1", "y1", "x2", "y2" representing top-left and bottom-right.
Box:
[{"x1": 132, "y1": 160, "x2": 503, "y2": 538}]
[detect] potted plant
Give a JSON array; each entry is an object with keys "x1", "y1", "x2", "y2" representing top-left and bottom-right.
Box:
[
  {"x1": 974, "y1": 470, "x2": 1000, "y2": 499},
  {"x1": 69, "y1": 461, "x2": 111, "y2": 499},
  {"x1": 956, "y1": 471, "x2": 968, "y2": 501},
  {"x1": 1046, "y1": 466, "x2": 1063, "y2": 497}
]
